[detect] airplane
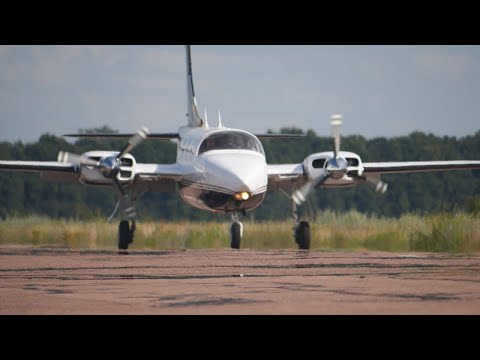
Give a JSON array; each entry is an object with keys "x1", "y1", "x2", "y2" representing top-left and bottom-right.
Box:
[{"x1": 1, "y1": 45, "x2": 480, "y2": 251}]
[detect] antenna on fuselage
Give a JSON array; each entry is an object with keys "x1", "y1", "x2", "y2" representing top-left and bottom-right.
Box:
[
  {"x1": 217, "y1": 109, "x2": 224, "y2": 128},
  {"x1": 204, "y1": 108, "x2": 209, "y2": 129}
]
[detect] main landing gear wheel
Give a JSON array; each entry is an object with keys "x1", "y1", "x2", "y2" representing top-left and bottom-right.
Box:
[
  {"x1": 230, "y1": 222, "x2": 242, "y2": 249},
  {"x1": 118, "y1": 220, "x2": 134, "y2": 250},
  {"x1": 294, "y1": 221, "x2": 311, "y2": 250}
]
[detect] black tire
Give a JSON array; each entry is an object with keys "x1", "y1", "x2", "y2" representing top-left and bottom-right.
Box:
[
  {"x1": 230, "y1": 222, "x2": 242, "y2": 249},
  {"x1": 295, "y1": 221, "x2": 311, "y2": 250},
  {"x1": 118, "y1": 220, "x2": 130, "y2": 250},
  {"x1": 128, "y1": 222, "x2": 135, "y2": 244}
]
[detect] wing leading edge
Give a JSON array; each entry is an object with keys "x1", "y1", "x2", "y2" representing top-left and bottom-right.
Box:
[
  {"x1": 267, "y1": 163, "x2": 306, "y2": 191},
  {"x1": 0, "y1": 161, "x2": 187, "y2": 179},
  {"x1": 362, "y1": 160, "x2": 480, "y2": 174},
  {"x1": 135, "y1": 163, "x2": 185, "y2": 181},
  {"x1": 0, "y1": 161, "x2": 187, "y2": 189},
  {"x1": 133, "y1": 163, "x2": 188, "y2": 193},
  {"x1": 0, "y1": 161, "x2": 79, "y2": 183},
  {"x1": 0, "y1": 161, "x2": 78, "y2": 174}
]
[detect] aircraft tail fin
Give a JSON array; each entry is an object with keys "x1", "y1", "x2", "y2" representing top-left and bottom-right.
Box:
[{"x1": 185, "y1": 45, "x2": 204, "y2": 127}]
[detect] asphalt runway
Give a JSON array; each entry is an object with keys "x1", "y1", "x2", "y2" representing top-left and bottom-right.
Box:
[{"x1": 1, "y1": 245, "x2": 479, "y2": 314}]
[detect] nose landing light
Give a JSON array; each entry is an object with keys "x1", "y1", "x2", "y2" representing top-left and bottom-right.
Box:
[{"x1": 234, "y1": 192, "x2": 251, "y2": 201}]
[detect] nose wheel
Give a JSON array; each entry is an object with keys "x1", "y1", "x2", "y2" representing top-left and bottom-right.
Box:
[
  {"x1": 118, "y1": 220, "x2": 135, "y2": 250},
  {"x1": 230, "y1": 213, "x2": 243, "y2": 249}
]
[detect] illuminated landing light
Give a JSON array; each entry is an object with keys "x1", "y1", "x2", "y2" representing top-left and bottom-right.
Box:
[{"x1": 234, "y1": 192, "x2": 251, "y2": 201}]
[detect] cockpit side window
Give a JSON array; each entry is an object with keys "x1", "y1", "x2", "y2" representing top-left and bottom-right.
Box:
[{"x1": 198, "y1": 132, "x2": 264, "y2": 155}]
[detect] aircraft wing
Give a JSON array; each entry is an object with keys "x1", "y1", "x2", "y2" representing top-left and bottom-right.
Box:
[
  {"x1": 0, "y1": 161, "x2": 187, "y2": 190},
  {"x1": 133, "y1": 163, "x2": 187, "y2": 193},
  {"x1": 266, "y1": 159, "x2": 480, "y2": 192},
  {"x1": 267, "y1": 164, "x2": 307, "y2": 191},
  {"x1": 135, "y1": 163, "x2": 185, "y2": 181},
  {"x1": 0, "y1": 161, "x2": 79, "y2": 182},
  {"x1": 362, "y1": 160, "x2": 480, "y2": 174}
]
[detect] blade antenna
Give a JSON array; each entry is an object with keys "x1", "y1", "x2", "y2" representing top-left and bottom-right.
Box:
[
  {"x1": 218, "y1": 109, "x2": 224, "y2": 128},
  {"x1": 204, "y1": 108, "x2": 209, "y2": 128}
]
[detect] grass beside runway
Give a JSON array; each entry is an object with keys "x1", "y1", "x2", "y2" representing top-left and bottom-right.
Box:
[{"x1": 0, "y1": 210, "x2": 479, "y2": 253}]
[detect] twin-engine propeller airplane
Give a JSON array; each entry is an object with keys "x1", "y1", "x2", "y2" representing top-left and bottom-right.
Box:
[{"x1": 1, "y1": 45, "x2": 480, "y2": 251}]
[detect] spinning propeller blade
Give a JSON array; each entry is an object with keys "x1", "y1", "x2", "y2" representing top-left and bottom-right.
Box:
[
  {"x1": 57, "y1": 151, "x2": 100, "y2": 167},
  {"x1": 117, "y1": 126, "x2": 149, "y2": 160},
  {"x1": 331, "y1": 114, "x2": 342, "y2": 158},
  {"x1": 292, "y1": 173, "x2": 329, "y2": 206}
]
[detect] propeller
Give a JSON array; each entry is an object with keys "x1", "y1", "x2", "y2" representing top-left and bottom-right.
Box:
[
  {"x1": 292, "y1": 173, "x2": 329, "y2": 206},
  {"x1": 57, "y1": 152, "x2": 100, "y2": 167},
  {"x1": 348, "y1": 173, "x2": 388, "y2": 194},
  {"x1": 367, "y1": 177, "x2": 388, "y2": 194},
  {"x1": 116, "y1": 126, "x2": 149, "y2": 161},
  {"x1": 58, "y1": 126, "x2": 150, "y2": 220},
  {"x1": 331, "y1": 114, "x2": 342, "y2": 157},
  {"x1": 292, "y1": 115, "x2": 347, "y2": 206},
  {"x1": 58, "y1": 126, "x2": 149, "y2": 176},
  {"x1": 292, "y1": 114, "x2": 389, "y2": 206}
]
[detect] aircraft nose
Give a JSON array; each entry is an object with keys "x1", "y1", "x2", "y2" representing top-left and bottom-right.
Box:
[{"x1": 202, "y1": 152, "x2": 268, "y2": 194}]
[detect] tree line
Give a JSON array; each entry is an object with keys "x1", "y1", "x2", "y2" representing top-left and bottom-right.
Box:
[{"x1": 0, "y1": 126, "x2": 479, "y2": 221}]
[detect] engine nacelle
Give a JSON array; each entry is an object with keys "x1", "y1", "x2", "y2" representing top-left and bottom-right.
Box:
[
  {"x1": 79, "y1": 151, "x2": 136, "y2": 186},
  {"x1": 303, "y1": 151, "x2": 364, "y2": 180}
]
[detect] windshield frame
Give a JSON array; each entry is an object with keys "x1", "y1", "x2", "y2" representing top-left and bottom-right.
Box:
[{"x1": 197, "y1": 131, "x2": 265, "y2": 156}]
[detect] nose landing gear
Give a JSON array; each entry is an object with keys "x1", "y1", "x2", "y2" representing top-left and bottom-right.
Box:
[{"x1": 230, "y1": 212, "x2": 243, "y2": 249}]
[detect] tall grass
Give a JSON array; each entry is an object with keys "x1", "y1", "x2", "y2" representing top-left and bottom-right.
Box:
[{"x1": 0, "y1": 211, "x2": 479, "y2": 253}]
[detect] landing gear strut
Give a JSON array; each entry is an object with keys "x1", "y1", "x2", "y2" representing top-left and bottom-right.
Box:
[
  {"x1": 292, "y1": 199, "x2": 311, "y2": 250},
  {"x1": 230, "y1": 212, "x2": 243, "y2": 249},
  {"x1": 118, "y1": 220, "x2": 135, "y2": 250}
]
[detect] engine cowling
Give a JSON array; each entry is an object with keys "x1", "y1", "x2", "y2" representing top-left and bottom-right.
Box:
[
  {"x1": 79, "y1": 151, "x2": 136, "y2": 185},
  {"x1": 303, "y1": 151, "x2": 364, "y2": 180}
]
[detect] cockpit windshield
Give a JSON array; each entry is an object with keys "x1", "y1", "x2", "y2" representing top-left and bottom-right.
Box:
[{"x1": 198, "y1": 131, "x2": 264, "y2": 155}]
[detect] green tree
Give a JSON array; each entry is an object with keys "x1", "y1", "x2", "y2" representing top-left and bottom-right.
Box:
[{"x1": 0, "y1": 127, "x2": 479, "y2": 220}]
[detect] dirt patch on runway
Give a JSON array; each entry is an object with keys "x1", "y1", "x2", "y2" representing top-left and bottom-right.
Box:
[{"x1": 1, "y1": 245, "x2": 480, "y2": 314}]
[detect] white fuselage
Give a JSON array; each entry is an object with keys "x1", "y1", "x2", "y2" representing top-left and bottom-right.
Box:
[{"x1": 175, "y1": 125, "x2": 268, "y2": 213}]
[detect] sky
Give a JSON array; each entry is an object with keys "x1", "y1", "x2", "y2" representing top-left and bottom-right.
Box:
[{"x1": 0, "y1": 45, "x2": 479, "y2": 143}]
